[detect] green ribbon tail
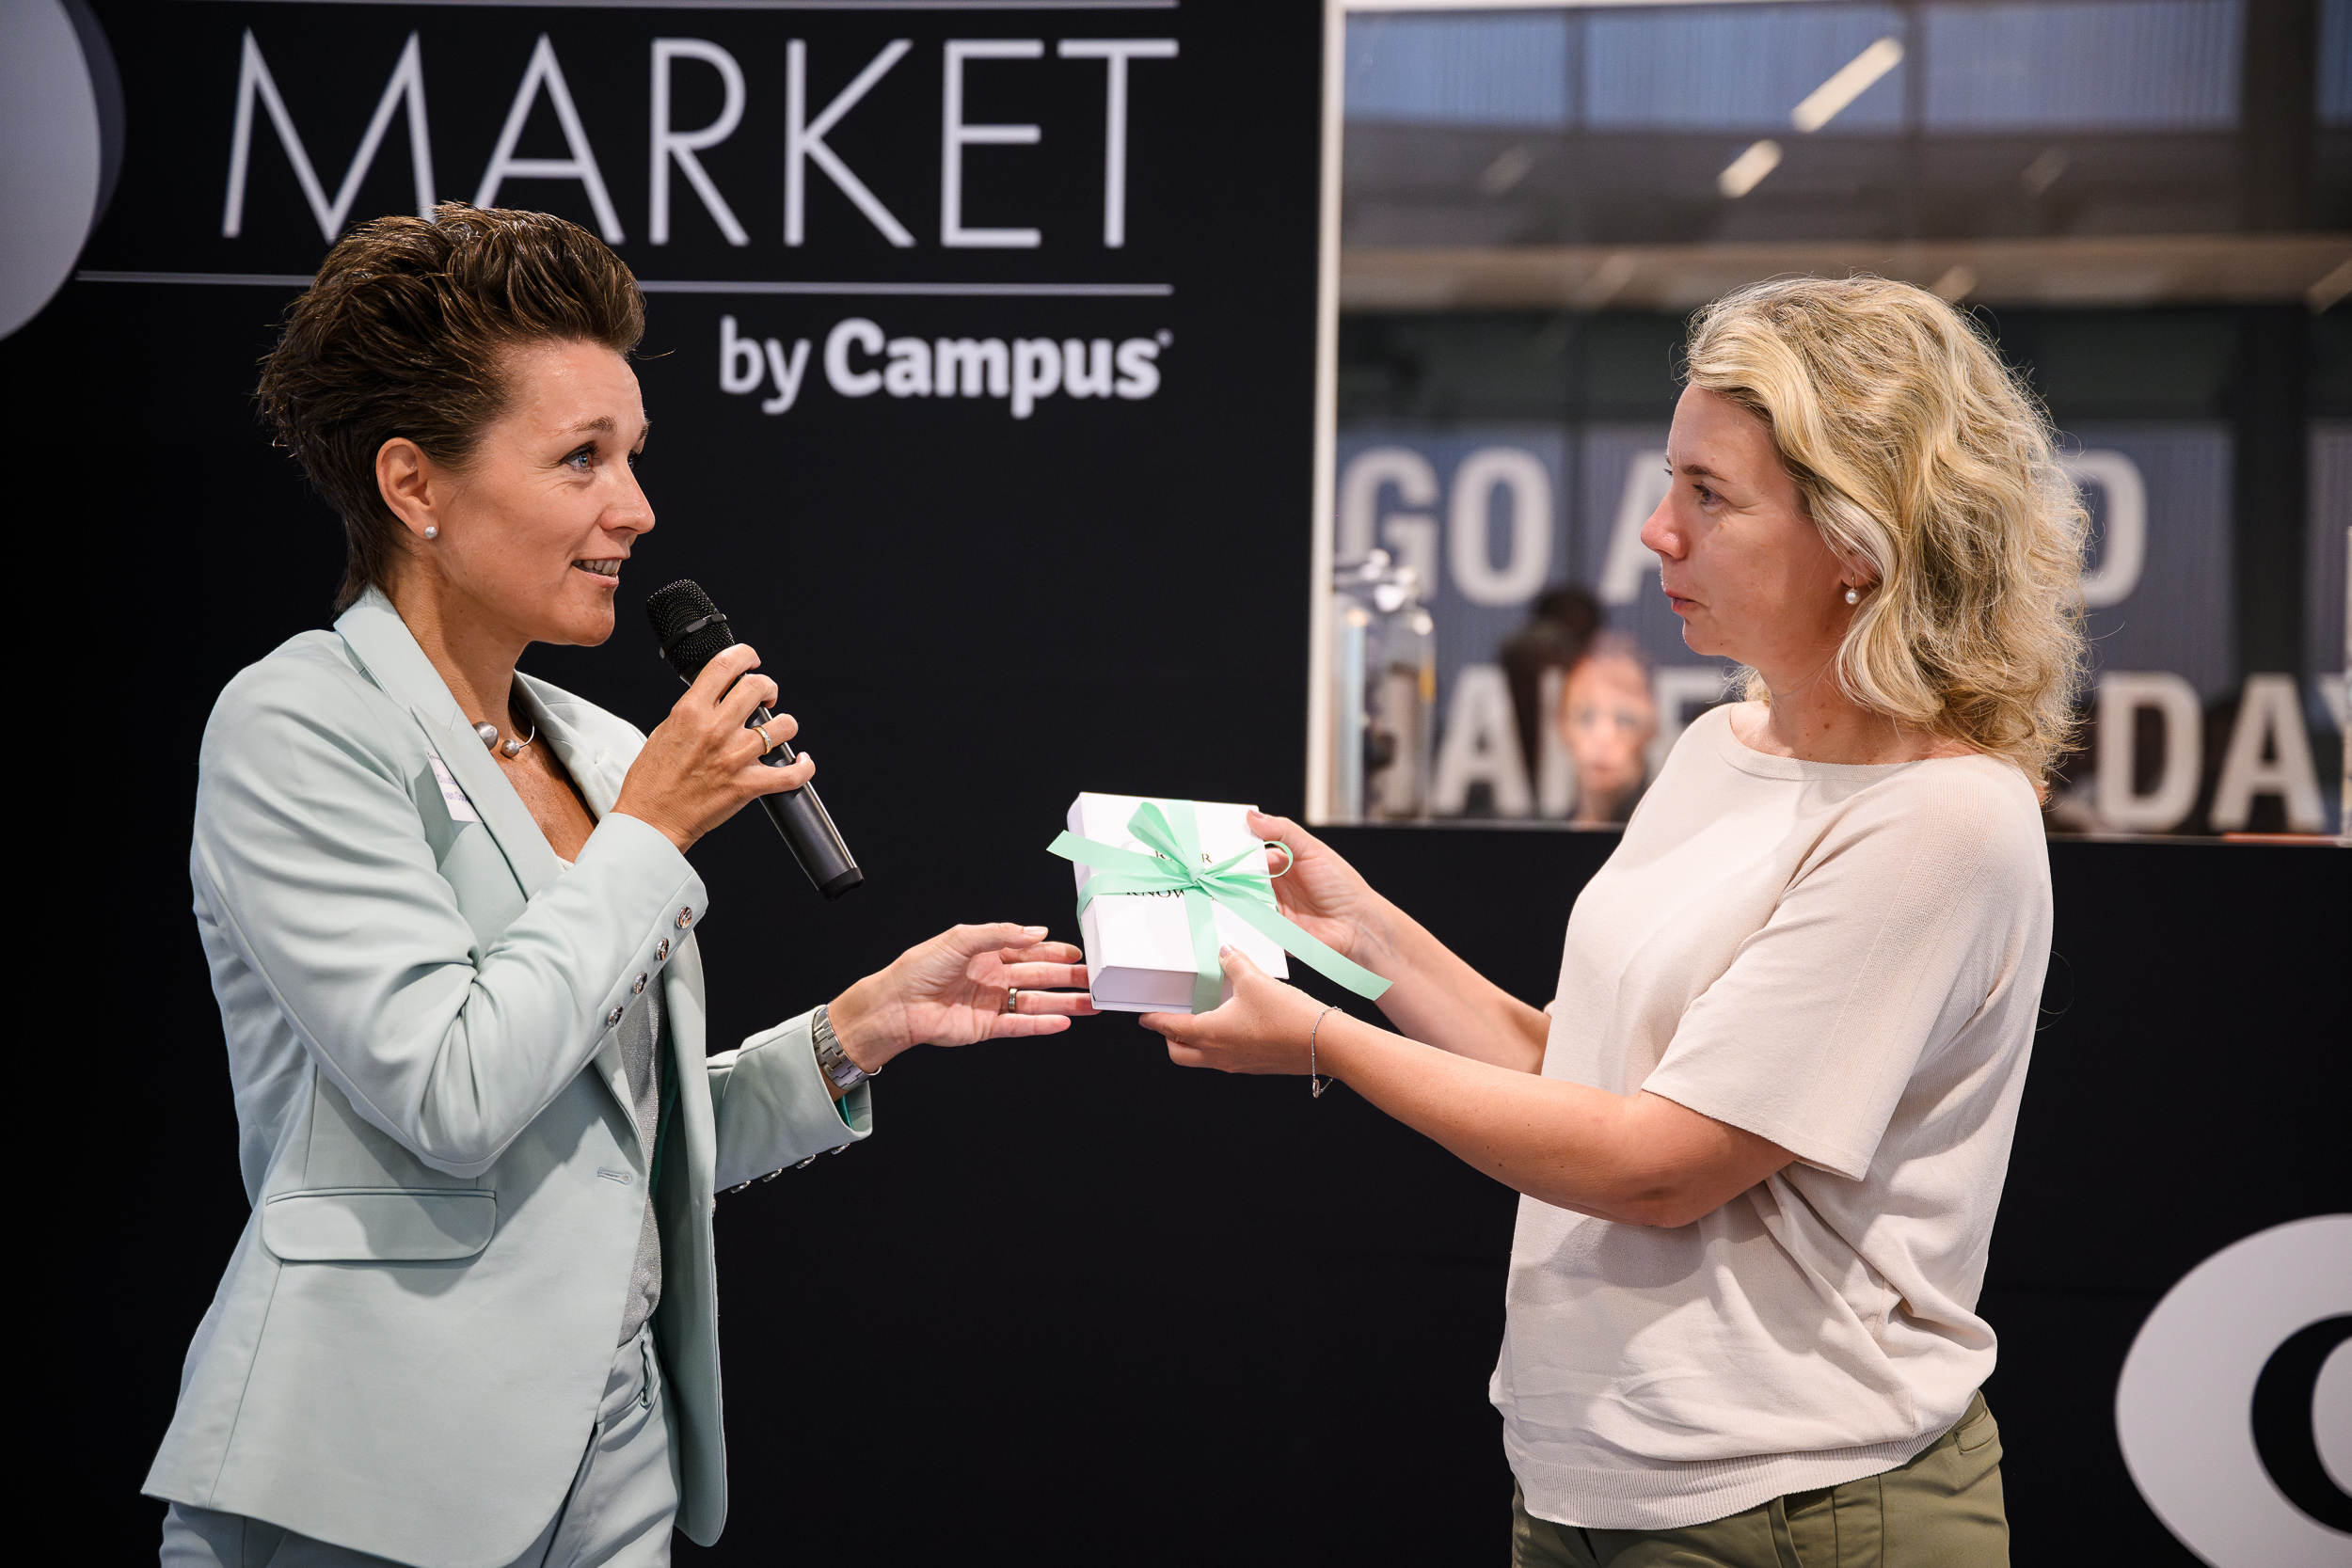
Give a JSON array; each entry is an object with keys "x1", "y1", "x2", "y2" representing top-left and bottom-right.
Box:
[
  {"x1": 1214, "y1": 892, "x2": 1392, "y2": 1002},
  {"x1": 1182, "y1": 888, "x2": 1224, "y2": 1013}
]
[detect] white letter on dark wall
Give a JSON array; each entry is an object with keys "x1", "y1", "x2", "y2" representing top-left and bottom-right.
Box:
[
  {"x1": 761, "y1": 339, "x2": 811, "y2": 414},
  {"x1": 1055, "y1": 40, "x2": 1176, "y2": 247},
  {"x1": 2066, "y1": 450, "x2": 2149, "y2": 608},
  {"x1": 2210, "y1": 673, "x2": 2325, "y2": 832},
  {"x1": 2095, "y1": 671, "x2": 2203, "y2": 832},
  {"x1": 787, "y1": 40, "x2": 914, "y2": 247},
  {"x1": 651, "y1": 40, "x2": 747, "y2": 245},
  {"x1": 223, "y1": 30, "x2": 436, "y2": 240},
  {"x1": 1449, "y1": 447, "x2": 1552, "y2": 606},
  {"x1": 1336, "y1": 446, "x2": 1439, "y2": 597},
  {"x1": 719, "y1": 315, "x2": 763, "y2": 393},
  {"x1": 942, "y1": 40, "x2": 1042, "y2": 248},
  {"x1": 475, "y1": 36, "x2": 623, "y2": 243},
  {"x1": 1430, "y1": 666, "x2": 1533, "y2": 816},
  {"x1": 825, "y1": 318, "x2": 884, "y2": 397}
]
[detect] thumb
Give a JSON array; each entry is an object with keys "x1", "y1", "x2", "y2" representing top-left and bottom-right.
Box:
[
  {"x1": 1249, "y1": 810, "x2": 1313, "y2": 864},
  {"x1": 1138, "y1": 1009, "x2": 1194, "y2": 1042},
  {"x1": 1218, "y1": 944, "x2": 1264, "y2": 982},
  {"x1": 1247, "y1": 809, "x2": 1295, "y2": 844}
]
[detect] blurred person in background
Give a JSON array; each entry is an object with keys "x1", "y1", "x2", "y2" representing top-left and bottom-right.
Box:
[
  {"x1": 1149, "y1": 276, "x2": 2085, "y2": 1568},
  {"x1": 1502, "y1": 584, "x2": 1603, "y2": 784},
  {"x1": 1557, "y1": 633, "x2": 1658, "y2": 826}
]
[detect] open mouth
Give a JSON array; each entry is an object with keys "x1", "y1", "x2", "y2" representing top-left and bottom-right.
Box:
[{"x1": 574, "y1": 559, "x2": 622, "y2": 579}]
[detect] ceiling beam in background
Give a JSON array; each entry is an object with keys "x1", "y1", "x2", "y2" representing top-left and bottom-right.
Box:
[{"x1": 1339, "y1": 234, "x2": 2352, "y2": 312}]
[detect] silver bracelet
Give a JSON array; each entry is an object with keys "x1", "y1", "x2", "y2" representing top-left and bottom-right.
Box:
[
  {"x1": 811, "y1": 1005, "x2": 872, "y2": 1091},
  {"x1": 1308, "y1": 1005, "x2": 1339, "y2": 1099}
]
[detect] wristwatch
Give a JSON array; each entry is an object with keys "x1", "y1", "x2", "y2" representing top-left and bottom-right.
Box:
[{"x1": 811, "y1": 1005, "x2": 873, "y2": 1091}]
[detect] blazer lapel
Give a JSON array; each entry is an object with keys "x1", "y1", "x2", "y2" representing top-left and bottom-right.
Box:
[
  {"x1": 519, "y1": 677, "x2": 627, "y2": 821},
  {"x1": 334, "y1": 595, "x2": 656, "y2": 1147},
  {"x1": 518, "y1": 673, "x2": 644, "y2": 1142},
  {"x1": 334, "y1": 590, "x2": 564, "y2": 901}
]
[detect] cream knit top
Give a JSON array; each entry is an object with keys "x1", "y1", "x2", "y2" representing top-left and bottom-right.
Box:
[{"x1": 1493, "y1": 703, "x2": 2051, "y2": 1529}]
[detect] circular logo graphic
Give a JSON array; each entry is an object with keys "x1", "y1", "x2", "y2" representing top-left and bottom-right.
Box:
[
  {"x1": 0, "y1": 0, "x2": 121, "y2": 340},
  {"x1": 2116, "y1": 1214, "x2": 2352, "y2": 1567}
]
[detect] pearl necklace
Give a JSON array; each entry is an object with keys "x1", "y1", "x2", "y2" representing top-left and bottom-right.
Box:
[{"x1": 473, "y1": 721, "x2": 536, "y2": 759}]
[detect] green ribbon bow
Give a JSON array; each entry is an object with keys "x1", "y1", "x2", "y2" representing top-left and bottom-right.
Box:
[{"x1": 1047, "y1": 799, "x2": 1391, "y2": 1013}]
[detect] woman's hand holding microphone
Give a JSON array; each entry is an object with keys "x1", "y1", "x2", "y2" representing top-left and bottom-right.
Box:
[
  {"x1": 610, "y1": 642, "x2": 1096, "y2": 1077},
  {"x1": 613, "y1": 643, "x2": 809, "y2": 853}
]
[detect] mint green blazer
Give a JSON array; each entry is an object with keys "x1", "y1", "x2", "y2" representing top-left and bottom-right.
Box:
[{"x1": 144, "y1": 590, "x2": 871, "y2": 1566}]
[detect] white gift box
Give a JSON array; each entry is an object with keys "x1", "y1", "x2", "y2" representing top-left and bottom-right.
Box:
[{"x1": 1065, "y1": 792, "x2": 1291, "y2": 1013}]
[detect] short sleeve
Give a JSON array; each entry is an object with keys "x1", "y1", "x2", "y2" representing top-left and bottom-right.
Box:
[{"x1": 1639, "y1": 771, "x2": 2038, "y2": 1180}]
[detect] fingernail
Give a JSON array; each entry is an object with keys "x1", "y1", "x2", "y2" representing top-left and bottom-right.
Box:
[{"x1": 1025, "y1": 926, "x2": 1048, "y2": 936}]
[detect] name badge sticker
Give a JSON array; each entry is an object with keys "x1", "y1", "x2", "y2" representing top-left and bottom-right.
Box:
[{"x1": 426, "y1": 751, "x2": 482, "y2": 824}]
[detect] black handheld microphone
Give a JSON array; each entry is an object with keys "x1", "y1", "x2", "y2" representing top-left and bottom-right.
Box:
[{"x1": 645, "y1": 579, "x2": 863, "y2": 900}]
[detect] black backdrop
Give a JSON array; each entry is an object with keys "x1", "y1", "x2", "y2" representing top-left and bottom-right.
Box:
[{"x1": 15, "y1": 2, "x2": 2345, "y2": 1562}]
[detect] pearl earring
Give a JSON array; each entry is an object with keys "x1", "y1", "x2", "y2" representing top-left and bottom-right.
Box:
[
  {"x1": 1844, "y1": 586, "x2": 1859, "y2": 605},
  {"x1": 423, "y1": 526, "x2": 438, "y2": 541}
]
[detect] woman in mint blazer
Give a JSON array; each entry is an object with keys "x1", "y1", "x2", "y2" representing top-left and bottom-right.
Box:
[{"x1": 147, "y1": 207, "x2": 1094, "y2": 1568}]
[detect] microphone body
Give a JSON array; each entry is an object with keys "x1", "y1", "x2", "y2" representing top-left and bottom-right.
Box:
[
  {"x1": 646, "y1": 580, "x2": 864, "y2": 900},
  {"x1": 747, "y1": 713, "x2": 862, "y2": 898}
]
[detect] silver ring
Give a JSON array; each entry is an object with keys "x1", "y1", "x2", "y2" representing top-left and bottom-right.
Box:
[
  {"x1": 753, "y1": 723, "x2": 773, "y2": 752},
  {"x1": 1002, "y1": 987, "x2": 1020, "y2": 1015}
]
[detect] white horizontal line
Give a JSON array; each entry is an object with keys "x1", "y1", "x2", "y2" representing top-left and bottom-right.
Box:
[
  {"x1": 77, "y1": 270, "x2": 1174, "y2": 297},
  {"x1": 208, "y1": 0, "x2": 1176, "y2": 9},
  {"x1": 637, "y1": 278, "x2": 1172, "y2": 295},
  {"x1": 78, "y1": 270, "x2": 314, "y2": 287}
]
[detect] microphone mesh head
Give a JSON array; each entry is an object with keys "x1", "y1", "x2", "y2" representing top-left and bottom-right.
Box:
[{"x1": 644, "y1": 578, "x2": 737, "y2": 683}]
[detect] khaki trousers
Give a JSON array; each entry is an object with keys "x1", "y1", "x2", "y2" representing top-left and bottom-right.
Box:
[{"x1": 1512, "y1": 1391, "x2": 2007, "y2": 1568}]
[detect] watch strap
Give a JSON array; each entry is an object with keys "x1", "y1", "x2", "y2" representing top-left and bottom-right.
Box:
[{"x1": 811, "y1": 1005, "x2": 870, "y2": 1090}]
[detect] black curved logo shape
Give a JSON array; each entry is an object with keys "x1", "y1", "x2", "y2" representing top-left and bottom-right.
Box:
[{"x1": 2251, "y1": 1313, "x2": 2352, "y2": 1532}]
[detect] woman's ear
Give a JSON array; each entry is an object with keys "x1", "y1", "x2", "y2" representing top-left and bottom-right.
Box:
[
  {"x1": 375, "y1": 437, "x2": 438, "y2": 541},
  {"x1": 1831, "y1": 543, "x2": 1879, "y2": 593}
]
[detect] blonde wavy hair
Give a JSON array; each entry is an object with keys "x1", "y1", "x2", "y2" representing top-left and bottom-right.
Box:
[{"x1": 1683, "y1": 276, "x2": 2089, "y2": 784}]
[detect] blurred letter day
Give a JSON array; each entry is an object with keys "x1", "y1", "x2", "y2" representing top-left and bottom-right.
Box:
[{"x1": 1324, "y1": 431, "x2": 2344, "y2": 836}]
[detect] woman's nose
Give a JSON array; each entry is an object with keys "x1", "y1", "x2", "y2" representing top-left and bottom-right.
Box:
[
  {"x1": 612, "y1": 469, "x2": 656, "y2": 537},
  {"x1": 1638, "y1": 499, "x2": 1681, "y2": 560}
]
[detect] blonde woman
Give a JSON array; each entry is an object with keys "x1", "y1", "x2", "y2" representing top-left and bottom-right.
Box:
[{"x1": 1147, "y1": 276, "x2": 2084, "y2": 1567}]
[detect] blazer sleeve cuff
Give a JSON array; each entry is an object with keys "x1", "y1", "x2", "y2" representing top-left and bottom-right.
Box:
[{"x1": 707, "y1": 1007, "x2": 873, "y2": 1191}]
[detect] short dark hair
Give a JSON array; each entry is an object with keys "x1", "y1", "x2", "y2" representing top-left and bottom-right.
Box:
[{"x1": 257, "y1": 203, "x2": 645, "y2": 610}]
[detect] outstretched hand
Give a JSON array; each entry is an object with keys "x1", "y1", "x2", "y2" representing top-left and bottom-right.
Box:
[
  {"x1": 826, "y1": 923, "x2": 1098, "y2": 1073},
  {"x1": 1138, "y1": 946, "x2": 1331, "y2": 1077}
]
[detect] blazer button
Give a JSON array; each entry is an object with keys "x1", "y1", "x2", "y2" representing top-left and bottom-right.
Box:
[
  {"x1": 655, "y1": 939, "x2": 671, "y2": 961},
  {"x1": 632, "y1": 974, "x2": 648, "y2": 995},
  {"x1": 675, "y1": 906, "x2": 693, "y2": 929},
  {"x1": 606, "y1": 1006, "x2": 625, "y2": 1027}
]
